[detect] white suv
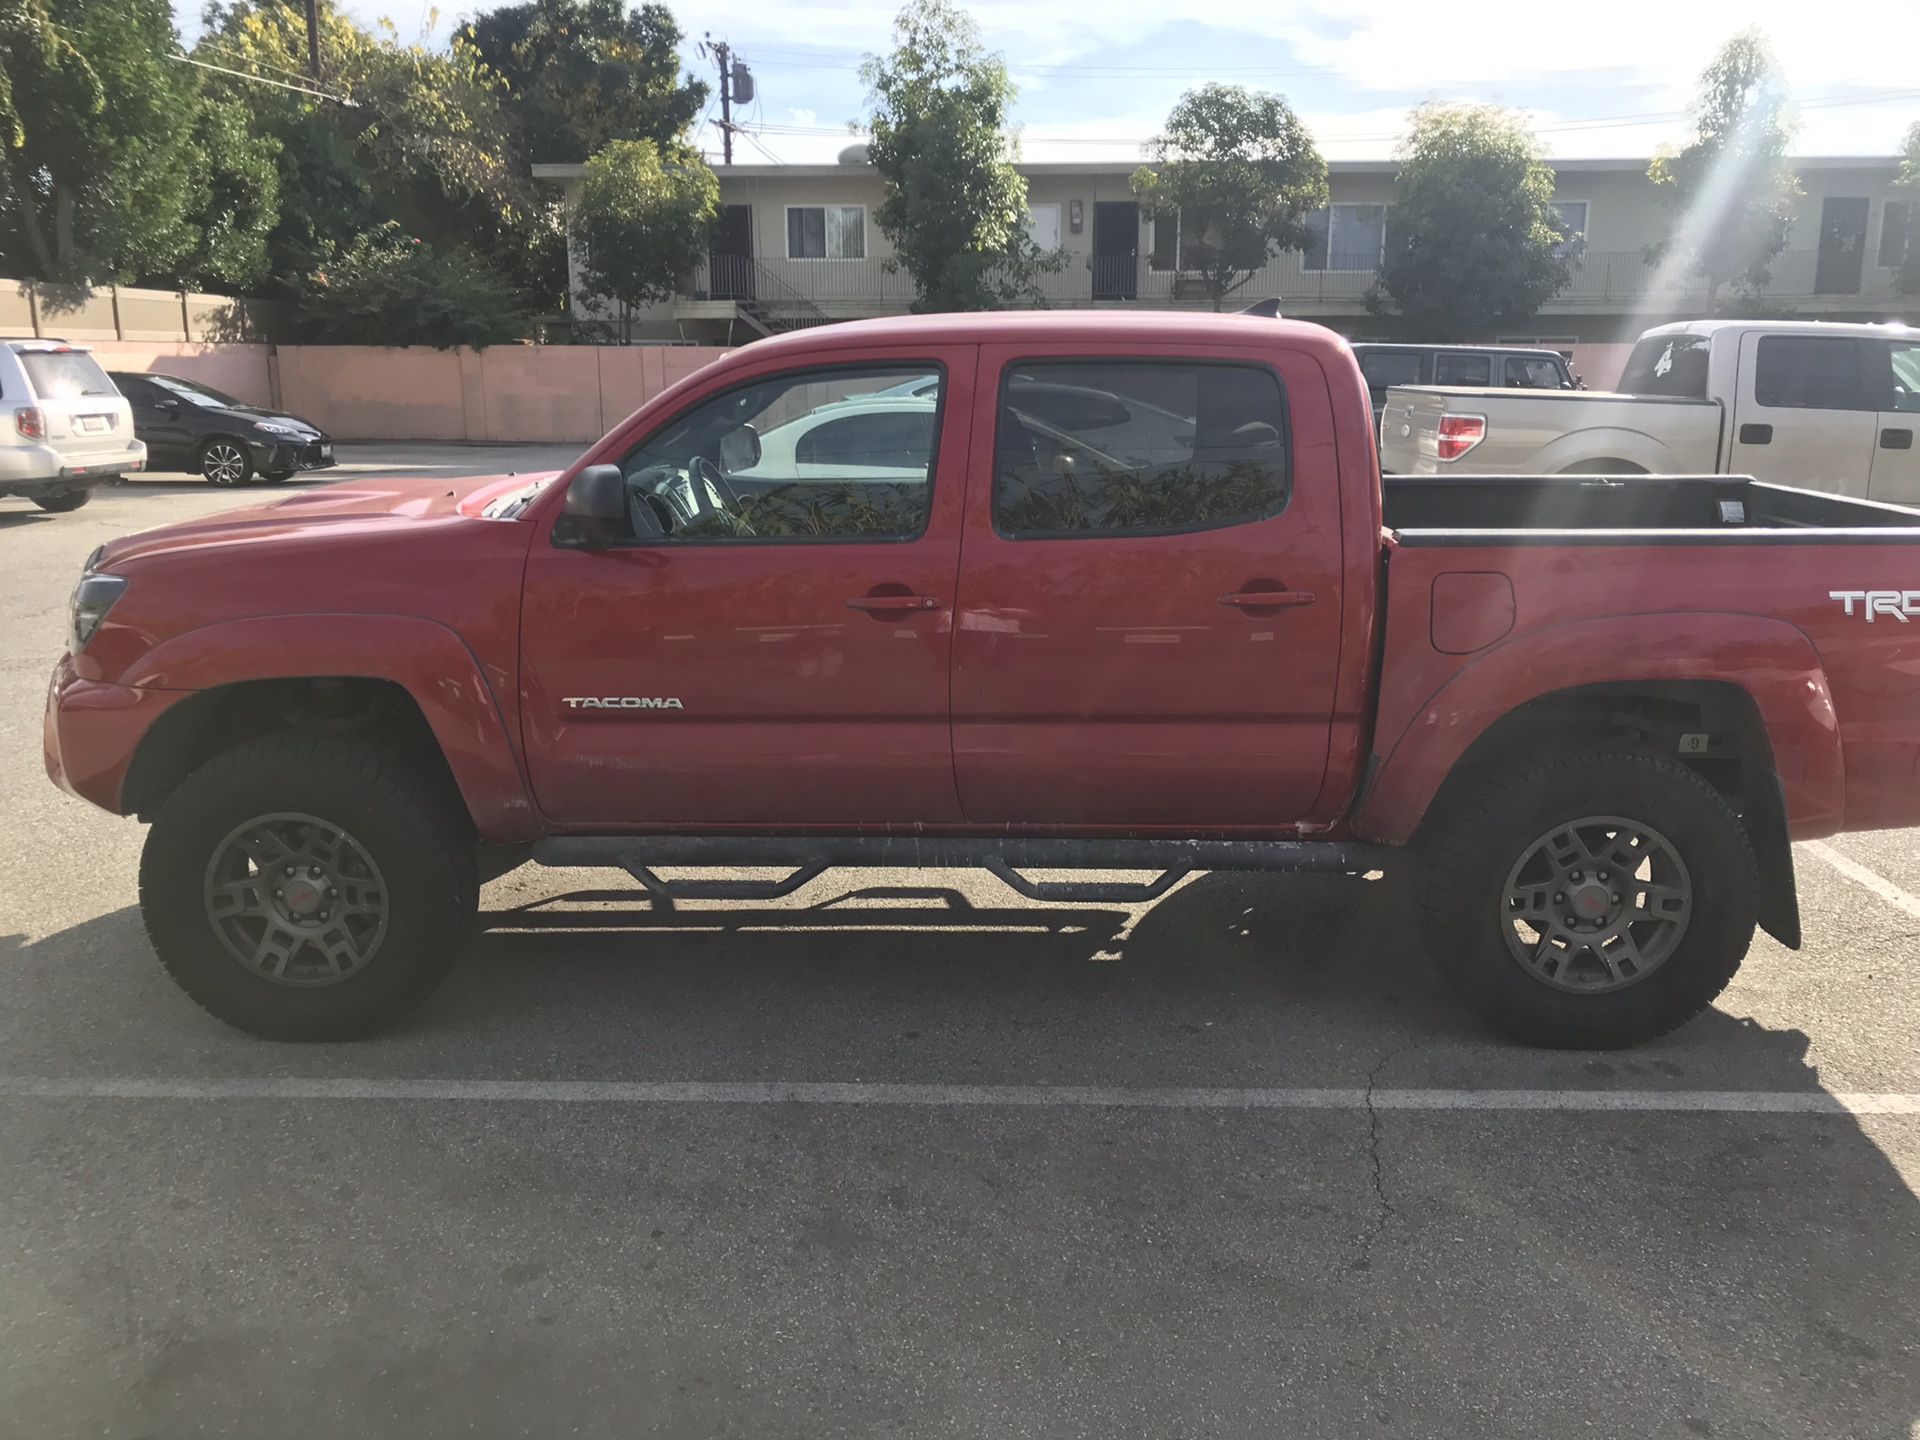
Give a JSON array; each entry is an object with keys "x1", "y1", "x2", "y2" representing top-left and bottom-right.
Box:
[{"x1": 1, "y1": 340, "x2": 145, "y2": 513}]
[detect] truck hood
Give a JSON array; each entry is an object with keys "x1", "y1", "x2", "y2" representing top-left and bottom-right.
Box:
[{"x1": 96, "y1": 471, "x2": 562, "y2": 569}]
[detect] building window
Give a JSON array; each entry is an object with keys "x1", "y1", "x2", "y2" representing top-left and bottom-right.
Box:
[
  {"x1": 1552, "y1": 200, "x2": 1588, "y2": 257},
  {"x1": 1303, "y1": 204, "x2": 1386, "y2": 271},
  {"x1": 1881, "y1": 200, "x2": 1912, "y2": 271},
  {"x1": 1025, "y1": 204, "x2": 1062, "y2": 252},
  {"x1": 993, "y1": 360, "x2": 1290, "y2": 538},
  {"x1": 786, "y1": 205, "x2": 866, "y2": 261}
]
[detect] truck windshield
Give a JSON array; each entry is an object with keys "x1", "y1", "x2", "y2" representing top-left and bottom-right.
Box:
[{"x1": 1618, "y1": 335, "x2": 1710, "y2": 398}]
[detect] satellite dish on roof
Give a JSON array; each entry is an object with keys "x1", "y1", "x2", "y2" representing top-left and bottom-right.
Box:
[{"x1": 838, "y1": 143, "x2": 871, "y2": 166}]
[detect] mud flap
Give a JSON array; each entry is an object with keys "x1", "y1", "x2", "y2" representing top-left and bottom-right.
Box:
[{"x1": 1746, "y1": 774, "x2": 1802, "y2": 950}]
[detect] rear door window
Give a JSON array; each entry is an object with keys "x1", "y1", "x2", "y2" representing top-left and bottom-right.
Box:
[
  {"x1": 18, "y1": 350, "x2": 116, "y2": 401},
  {"x1": 1358, "y1": 351, "x2": 1423, "y2": 402},
  {"x1": 993, "y1": 360, "x2": 1290, "y2": 536},
  {"x1": 1752, "y1": 336, "x2": 1874, "y2": 410},
  {"x1": 1433, "y1": 353, "x2": 1491, "y2": 386}
]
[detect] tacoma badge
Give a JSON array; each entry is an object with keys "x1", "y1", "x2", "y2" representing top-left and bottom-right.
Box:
[{"x1": 562, "y1": 696, "x2": 685, "y2": 710}]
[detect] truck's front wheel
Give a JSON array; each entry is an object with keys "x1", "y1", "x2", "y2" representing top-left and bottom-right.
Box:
[
  {"x1": 1419, "y1": 744, "x2": 1757, "y2": 1048},
  {"x1": 139, "y1": 734, "x2": 476, "y2": 1039}
]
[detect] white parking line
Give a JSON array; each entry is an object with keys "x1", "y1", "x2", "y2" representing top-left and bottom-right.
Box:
[
  {"x1": 0, "y1": 1076, "x2": 1914, "y2": 1114},
  {"x1": 1805, "y1": 840, "x2": 1920, "y2": 923}
]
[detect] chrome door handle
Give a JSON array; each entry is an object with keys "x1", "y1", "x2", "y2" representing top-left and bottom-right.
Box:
[
  {"x1": 1219, "y1": 590, "x2": 1316, "y2": 609},
  {"x1": 846, "y1": 594, "x2": 941, "y2": 612}
]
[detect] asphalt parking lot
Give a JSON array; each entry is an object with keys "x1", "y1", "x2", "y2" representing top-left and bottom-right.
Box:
[{"x1": 2, "y1": 450, "x2": 1917, "y2": 1438}]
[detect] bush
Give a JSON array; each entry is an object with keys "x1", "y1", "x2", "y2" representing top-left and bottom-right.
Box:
[{"x1": 291, "y1": 223, "x2": 530, "y2": 347}]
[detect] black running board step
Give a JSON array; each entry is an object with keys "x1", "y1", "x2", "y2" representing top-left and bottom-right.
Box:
[{"x1": 532, "y1": 835, "x2": 1387, "y2": 906}]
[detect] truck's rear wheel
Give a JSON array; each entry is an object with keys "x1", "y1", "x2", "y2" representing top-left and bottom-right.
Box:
[
  {"x1": 1419, "y1": 744, "x2": 1757, "y2": 1048},
  {"x1": 139, "y1": 734, "x2": 476, "y2": 1039}
]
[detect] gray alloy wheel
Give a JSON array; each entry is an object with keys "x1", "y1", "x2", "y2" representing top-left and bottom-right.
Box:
[
  {"x1": 1500, "y1": 814, "x2": 1692, "y2": 994},
  {"x1": 200, "y1": 439, "x2": 251, "y2": 485},
  {"x1": 202, "y1": 812, "x2": 391, "y2": 987}
]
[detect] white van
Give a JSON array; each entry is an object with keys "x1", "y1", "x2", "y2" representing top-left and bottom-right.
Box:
[{"x1": 0, "y1": 340, "x2": 145, "y2": 513}]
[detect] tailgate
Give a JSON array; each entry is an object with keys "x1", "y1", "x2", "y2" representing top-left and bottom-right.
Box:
[{"x1": 1379, "y1": 387, "x2": 1449, "y2": 473}]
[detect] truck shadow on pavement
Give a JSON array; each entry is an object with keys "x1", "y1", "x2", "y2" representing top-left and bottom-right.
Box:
[{"x1": 1, "y1": 871, "x2": 1918, "y2": 1438}]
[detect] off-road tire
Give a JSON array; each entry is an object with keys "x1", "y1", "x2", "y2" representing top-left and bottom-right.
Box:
[
  {"x1": 139, "y1": 733, "x2": 476, "y2": 1040},
  {"x1": 1419, "y1": 743, "x2": 1758, "y2": 1048}
]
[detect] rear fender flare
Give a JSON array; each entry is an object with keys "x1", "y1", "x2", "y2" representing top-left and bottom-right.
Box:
[
  {"x1": 122, "y1": 613, "x2": 540, "y2": 842},
  {"x1": 1531, "y1": 427, "x2": 1681, "y2": 474},
  {"x1": 1353, "y1": 611, "x2": 1845, "y2": 846}
]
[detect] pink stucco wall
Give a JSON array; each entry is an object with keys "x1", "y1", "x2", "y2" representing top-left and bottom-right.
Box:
[
  {"x1": 271, "y1": 345, "x2": 734, "y2": 442},
  {"x1": 1568, "y1": 343, "x2": 1635, "y2": 392},
  {"x1": 84, "y1": 341, "x2": 275, "y2": 409}
]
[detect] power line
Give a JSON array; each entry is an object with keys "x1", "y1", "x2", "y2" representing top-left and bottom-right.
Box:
[{"x1": 166, "y1": 52, "x2": 354, "y2": 105}]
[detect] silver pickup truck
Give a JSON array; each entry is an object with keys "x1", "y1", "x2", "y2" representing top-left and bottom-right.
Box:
[{"x1": 1379, "y1": 319, "x2": 1920, "y2": 503}]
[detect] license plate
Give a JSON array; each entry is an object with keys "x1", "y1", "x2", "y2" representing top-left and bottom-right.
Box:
[
  {"x1": 76, "y1": 415, "x2": 109, "y2": 434},
  {"x1": 319, "y1": 444, "x2": 333, "y2": 461}
]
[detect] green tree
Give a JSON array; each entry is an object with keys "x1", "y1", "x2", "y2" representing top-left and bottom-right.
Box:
[
  {"x1": 1648, "y1": 29, "x2": 1800, "y2": 308},
  {"x1": 1895, "y1": 120, "x2": 1920, "y2": 297},
  {"x1": 1130, "y1": 84, "x2": 1327, "y2": 312},
  {"x1": 0, "y1": 0, "x2": 205, "y2": 282},
  {"x1": 1367, "y1": 104, "x2": 1571, "y2": 340},
  {"x1": 0, "y1": 0, "x2": 93, "y2": 149},
  {"x1": 570, "y1": 138, "x2": 718, "y2": 341},
  {"x1": 860, "y1": 0, "x2": 1061, "y2": 312},
  {"x1": 458, "y1": 0, "x2": 707, "y2": 164},
  {"x1": 290, "y1": 222, "x2": 530, "y2": 346}
]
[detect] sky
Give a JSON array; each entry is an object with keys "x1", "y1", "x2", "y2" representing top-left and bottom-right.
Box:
[{"x1": 173, "y1": 0, "x2": 1920, "y2": 167}]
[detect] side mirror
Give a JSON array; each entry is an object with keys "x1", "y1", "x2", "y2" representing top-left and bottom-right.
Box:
[
  {"x1": 560, "y1": 463, "x2": 658, "y2": 546},
  {"x1": 719, "y1": 423, "x2": 761, "y2": 473}
]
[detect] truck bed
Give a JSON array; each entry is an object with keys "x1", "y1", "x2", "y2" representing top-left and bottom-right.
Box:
[{"x1": 1384, "y1": 474, "x2": 1920, "y2": 542}]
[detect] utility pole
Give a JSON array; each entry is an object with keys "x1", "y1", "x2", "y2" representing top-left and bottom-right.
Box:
[
  {"x1": 714, "y1": 39, "x2": 733, "y2": 165},
  {"x1": 302, "y1": 0, "x2": 321, "y2": 79},
  {"x1": 700, "y1": 34, "x2": 751, "y2": 165}
]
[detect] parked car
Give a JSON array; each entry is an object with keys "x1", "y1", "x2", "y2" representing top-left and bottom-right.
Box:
[
  {"x1": 0, "y1": 340, "x2": 145, "y2": 513},
  {"x1": 1352, "y1": 343, "x2": 1576, "y2": 428},
  {"x1": 108, "y1": 372, "x2": 334, "y2": 485},
  {"x1": 44, "y1": 312, "x2": 1920, "y2": 1052},
  {"x1": 1377, "y1": 320, "x2": 1920, "y2": 501}
]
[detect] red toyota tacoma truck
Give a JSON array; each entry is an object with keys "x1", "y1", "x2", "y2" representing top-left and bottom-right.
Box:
[{"x1": 43, "y1": 313, "x2": 1920, "y2": 1047}]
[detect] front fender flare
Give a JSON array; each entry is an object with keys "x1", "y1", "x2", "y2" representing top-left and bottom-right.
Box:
[
  {"x1": 1352, "y1": 611, "x2": 1845, "y2": 846},
  {"x1": 123, "y1": 613, "x2": 540, "y2": 843}
]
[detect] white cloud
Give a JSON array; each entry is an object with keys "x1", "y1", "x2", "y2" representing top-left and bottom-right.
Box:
[{"x1": 787, "y1": 107, "x2": 818, "y2": 125}]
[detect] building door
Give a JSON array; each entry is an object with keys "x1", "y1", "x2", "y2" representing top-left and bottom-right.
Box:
[
  {"x1": 1814, "y1": 197, "x2": 1869, "y2": 294},
  {"x1": 1092, "y1": 202, "x2": 1138, "y2": 301},
  {"x1": 709, "y1": 204, "x2": 754, "y2": 301}
]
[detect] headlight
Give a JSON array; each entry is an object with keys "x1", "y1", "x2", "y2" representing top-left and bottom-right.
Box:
[
  {"x1": 70, "y1": 572, "x2": 126, "y2": 653},
  {"x1": 253, "y1": 422, "x2": 305, "y2": 437}
]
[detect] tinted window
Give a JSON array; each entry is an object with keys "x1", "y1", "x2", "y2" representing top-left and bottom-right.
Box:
[
  {"x1": 1619, "y1": 335, "x2": 1710, "y2": 398},
  {"x1": 1753, "y1": 336, "x2": 1870, "y2": 410},
  {"x1": 1358, "y1": 351, "x2": 1423, "y2": 397},
  {"x1": 150, "y1": 374, "x2": 244, "y2": 408},
  {"x1": 18, "y1": 350, "x2": 115, "y2": 399},
  {"x1": 793, "y1": 410, "x2": 936, "y2": 468},
  {"x1": 605, "y1": 366, "x2": 941, "y2": 544},
  {"x1": 1434, "y1": 353, "x2": 1491, "y2": 386},
  {"x1": 1505, "y1": 357, "x2": 1567, "y2": 389},
  {"x1": 993, "y1": 361, "x2": 1290, "y2": 537}
]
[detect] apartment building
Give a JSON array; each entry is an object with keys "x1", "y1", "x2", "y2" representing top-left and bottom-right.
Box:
[{"x1": 533, "y1": 153, "x2": 1917, "y2": 346}]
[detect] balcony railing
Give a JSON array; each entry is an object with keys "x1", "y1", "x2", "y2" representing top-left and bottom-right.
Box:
[{"x1": 681, "y1": 248, "x2": 1908, "y2": 314}]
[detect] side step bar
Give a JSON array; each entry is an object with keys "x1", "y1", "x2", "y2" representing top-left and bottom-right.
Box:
[{"x1": 530, "y1": 835, "x2": 1388, "y2": 906}]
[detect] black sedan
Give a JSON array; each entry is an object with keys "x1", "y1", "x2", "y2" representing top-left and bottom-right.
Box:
[{"x1": 108, "y1": 372, "x2": 336, "y2": 485}]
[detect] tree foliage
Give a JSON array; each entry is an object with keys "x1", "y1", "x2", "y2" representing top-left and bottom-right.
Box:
[
  {"x1": 1367, "y1": 104, "x2": 1571, "y2": 340},
  {"x1": 458, "y1": 0, "x2": 706, "y2": 163},
  {"x1": 1896, "y1": 120, "x2": 1920, "y2": 297},
  {"x1": 860, "y1": 0, "x2": 1062, "y2": 312},
  {"x1": 1, "y1": 0, "x2": 215, "y2": 283},
  {"x1": 289, "y1": 222, "x2": 530, "y2": 347},
  {"x1": 1648, "y1": 29, "x2": 1800, "y2": 306},
  {"x1": 1131, "y1": 84, "x2": 1327, "y2": 311},
  {"x1": 570, "y1": 138, "x2": 718, "y2": 341}
]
